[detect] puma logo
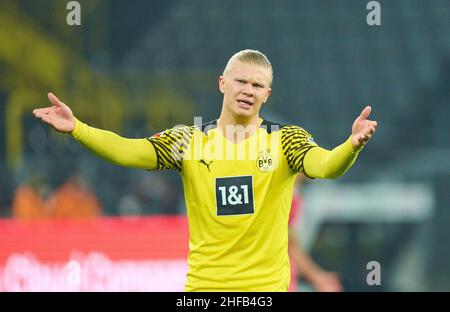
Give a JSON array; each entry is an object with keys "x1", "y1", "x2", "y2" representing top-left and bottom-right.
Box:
[{"x1": 199, "y1": 159, "x2": 213, "y2": 172}]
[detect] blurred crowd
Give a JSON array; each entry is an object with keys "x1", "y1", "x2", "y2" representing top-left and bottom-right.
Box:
[
  {"x1": 2, "y1": 167, "x2": 184, "y2": 220},
  {"x1": 11, "y1": 173, "x2": 101, "y2": 220}
]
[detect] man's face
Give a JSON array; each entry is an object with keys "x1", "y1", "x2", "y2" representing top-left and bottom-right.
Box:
[{"x1": 219, "y1": 61, "x2": 272, "y2": 119}]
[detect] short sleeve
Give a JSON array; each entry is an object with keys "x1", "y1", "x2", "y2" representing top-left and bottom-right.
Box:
[{"x1": 281, "y1": 125, "x2": 318, "y2": 173}]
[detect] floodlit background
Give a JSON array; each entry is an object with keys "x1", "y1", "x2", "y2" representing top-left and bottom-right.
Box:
[{"x1": 0, "y1": 0, "x2": 449, "y2": 291}]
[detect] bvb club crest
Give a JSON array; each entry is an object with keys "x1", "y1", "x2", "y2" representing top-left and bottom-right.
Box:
[{"x1": 256, "y1": 149, "x2": 274, "y2": 172}]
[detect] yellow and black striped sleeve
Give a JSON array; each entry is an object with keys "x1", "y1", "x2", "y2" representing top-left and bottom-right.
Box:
[
  {"x1": 281, "y1": 125, "x2": 363, "y2": 179},
  {"x1": 281, "y1": 125, "x2": 318, "y2": 174},
  {"x1": 147, "y1": 126, "x2": 194, "y2": 171}
]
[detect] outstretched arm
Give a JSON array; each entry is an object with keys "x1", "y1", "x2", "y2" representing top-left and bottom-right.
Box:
[
  {"x1": 33, "y1": 92, "x2": 157, "y2": 170},
  {"x1": 303, "y1": 106, "x2": 377, "y2": 179}
]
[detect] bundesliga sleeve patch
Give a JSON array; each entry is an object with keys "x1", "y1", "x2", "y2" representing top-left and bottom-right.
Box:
[
  {"x1": 215, "y1": 176, "x2": 254, "y2": 216},
  {"x1": 307, "y1": 137, "x2": 317, "y2": 145},
  {"x1": 150, "y1": 131, "x2": 165, "y2": 138}
]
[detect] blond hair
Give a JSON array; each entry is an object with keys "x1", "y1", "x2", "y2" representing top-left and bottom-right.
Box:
[{"x1": 223, "y1": 49, "x2": 273, "y2": 84}]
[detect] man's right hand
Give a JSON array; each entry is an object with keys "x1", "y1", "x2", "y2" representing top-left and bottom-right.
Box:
[{"x1": 33, "y1": 92, "x2": 76, "y2": 133}]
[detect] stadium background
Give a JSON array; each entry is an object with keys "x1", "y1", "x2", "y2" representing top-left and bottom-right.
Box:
[{"x1": 0, "y1": 0, "x2": 449, "y2": 291}]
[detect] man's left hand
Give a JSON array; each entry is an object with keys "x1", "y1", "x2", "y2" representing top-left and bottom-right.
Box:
[{"x1": 351, "y1": 106, "x2": 377, "y2": 148}]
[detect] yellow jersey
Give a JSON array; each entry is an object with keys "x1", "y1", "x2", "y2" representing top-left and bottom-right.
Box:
[
  {"x1": 71, "y1": 117, "x2": 361, "y2": 291},
  {"x1": 148, "y1": 119, "x2": 317, "y2": 291}
]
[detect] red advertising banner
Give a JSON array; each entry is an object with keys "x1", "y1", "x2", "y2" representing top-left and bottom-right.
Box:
[{"x1": 0, "y1": 216, "x2": 189, "y2": 291}]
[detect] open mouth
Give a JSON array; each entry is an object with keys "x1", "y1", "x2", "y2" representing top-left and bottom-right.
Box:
[{"x1": 237, "y1": 99, "x2": 253, "y2": 107}]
